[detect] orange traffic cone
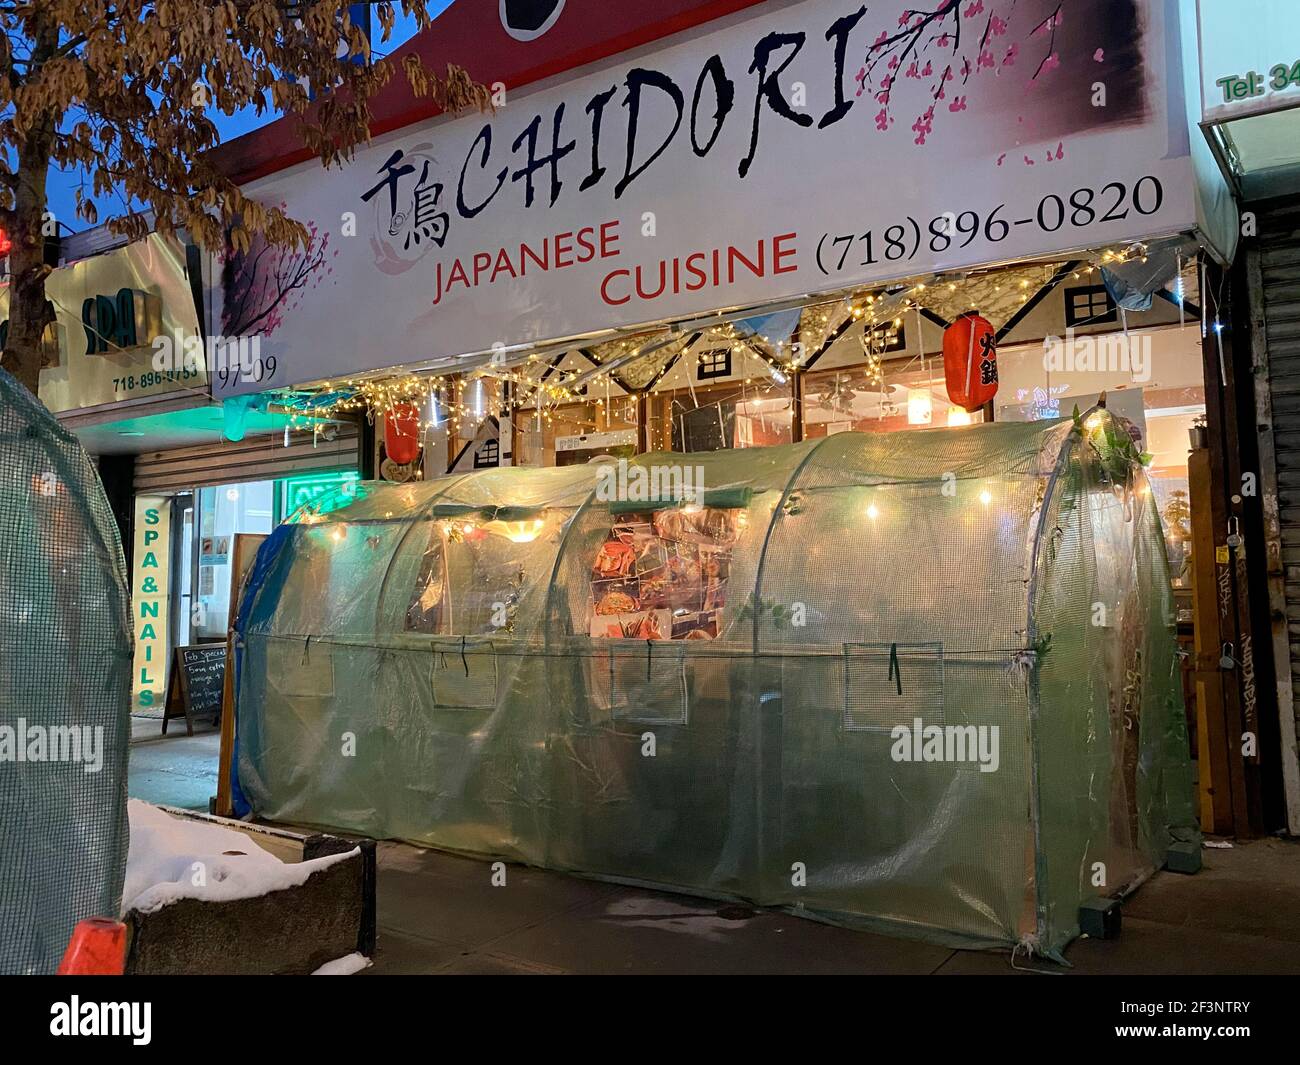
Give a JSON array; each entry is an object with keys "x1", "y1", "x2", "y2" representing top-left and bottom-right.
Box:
[{"x1": 57, "y1": 917, "x2": 127, "y2": 975}]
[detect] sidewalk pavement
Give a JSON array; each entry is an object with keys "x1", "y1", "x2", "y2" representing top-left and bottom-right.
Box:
[
  {"x1": 365, "y1": 834, "x2": 1300, "y2": 975},
  {"x1": 125, "y1": 729, "x2": 1300, "y2": 974}
]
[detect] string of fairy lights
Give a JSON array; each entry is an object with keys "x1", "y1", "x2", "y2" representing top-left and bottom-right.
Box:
[{"x1": 278, "y1": 243, "x2": 1156, "y2": 444}]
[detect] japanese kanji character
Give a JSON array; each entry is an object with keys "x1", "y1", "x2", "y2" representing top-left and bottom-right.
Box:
[
  {"x1": 361, "y1": 149, "x2": 417, "y2": 227},
  {"x1": 406, "y1": 161, "x2": 449, "y2": 249}
]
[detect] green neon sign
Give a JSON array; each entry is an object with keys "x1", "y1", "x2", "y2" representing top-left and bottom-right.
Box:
[{"x1": 279, "y1": 471, "x2": 359, "y2": 519}]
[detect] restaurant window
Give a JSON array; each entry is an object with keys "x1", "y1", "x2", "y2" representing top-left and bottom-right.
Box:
[
  {"x1": 646, "y1": 379, "x2": 795, "y2": 453},
  {"x1": 515, "y1": 396, "x2": 638, "y2": 467},
  {"x1": 993, "y1": 324, "x2": 1204, "y2": 581},
  {"x1": 448, "y1": 376, "x2": 504, "y2": 469},
  {"x1": 802, "y1": 360, "x2": 982, "y2": 437},
  {"x1": 1064, "y1": 285, "x2": 1118, "y2": 327}
]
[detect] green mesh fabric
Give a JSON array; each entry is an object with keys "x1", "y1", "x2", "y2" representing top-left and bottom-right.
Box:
[
  {"x1": 0, "y1": 368, "x2": 131, "y2": 974},
  {"x1": 236, "y1": 412, "x2": 1197, "y2": 954}
]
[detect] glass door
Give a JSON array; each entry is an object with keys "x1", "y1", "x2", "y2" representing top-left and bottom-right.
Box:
[
  {"x1": 170, "y1": 493, "x2": 194, "y2": 647},
  {"x1": 193, "y1": 480, "x2": 275, "y2": 641}
]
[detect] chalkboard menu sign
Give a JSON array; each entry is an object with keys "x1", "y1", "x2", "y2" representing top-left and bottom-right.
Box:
[{"x1": 163, "y1": 644, "x2": 227, "y2": 734}]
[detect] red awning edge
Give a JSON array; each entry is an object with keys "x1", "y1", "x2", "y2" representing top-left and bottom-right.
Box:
[{"x1": 208, "y1": 0, "x2": 769, "y2": 187}]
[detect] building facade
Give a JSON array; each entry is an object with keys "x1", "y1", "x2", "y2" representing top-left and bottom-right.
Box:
[{"x1": 45, "y1": 0, "x2": 1295, "y2": 833}]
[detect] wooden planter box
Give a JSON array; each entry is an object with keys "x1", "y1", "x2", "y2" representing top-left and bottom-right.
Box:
[{"x1": 125, "y1": 809, "x2": 376, "y2": 976}]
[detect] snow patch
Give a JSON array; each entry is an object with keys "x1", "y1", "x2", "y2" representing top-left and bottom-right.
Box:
[
  {"x1": 312, "y1": 952, "x2": 372, "y2": 975},
  {"x1": 123, "y1": 799, "x2": 357, "y2": 915}
]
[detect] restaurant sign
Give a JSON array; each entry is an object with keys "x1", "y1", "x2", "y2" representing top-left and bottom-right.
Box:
[{"x1": 220, "y1": 0, "x2": 1196, "y2": 396}]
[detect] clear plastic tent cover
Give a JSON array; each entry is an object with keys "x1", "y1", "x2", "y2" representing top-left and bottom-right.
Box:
[
  {"x1": 0, "y1": 369, "x2": 131, "y2": 974},
  {"x1": 236, "y1": 413, "x2": 1197, "y2": 956}
]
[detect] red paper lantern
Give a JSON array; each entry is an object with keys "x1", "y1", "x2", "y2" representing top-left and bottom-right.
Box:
[
  {"x1": 942, "y1": 311, "x2": 998, "y2": 413},
  {"x1": 384, "y1": 401, "x2": 422, "y2": 466}
]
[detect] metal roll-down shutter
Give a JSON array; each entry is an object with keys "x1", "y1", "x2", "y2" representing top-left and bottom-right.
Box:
[
  {"x1": 133, "y1": 423, "x2": 361, "y2": 494},
  {"x1": 1253, "y1": 196, "x2": 1300, "y2": 831}
]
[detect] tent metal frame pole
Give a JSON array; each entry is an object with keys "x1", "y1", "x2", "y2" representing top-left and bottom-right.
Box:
[{"x1": 1024, "y1": 415, "x2": 1085, "y2": 954}]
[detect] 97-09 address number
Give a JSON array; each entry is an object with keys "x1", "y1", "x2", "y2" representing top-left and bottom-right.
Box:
[
  {"x1": 815, "y1": 175, "x2": 1165, "y2": 276},
  {"x1": 214, "y1": 355, "x2": 279, "y2": 390}
]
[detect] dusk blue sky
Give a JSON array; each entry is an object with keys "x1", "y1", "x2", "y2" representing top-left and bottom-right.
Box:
[{"x1": 45, "y1": 2, "x2": 456, "y2": 234}]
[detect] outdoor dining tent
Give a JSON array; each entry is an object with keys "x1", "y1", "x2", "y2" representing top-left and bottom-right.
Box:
[
  {"x1": 0, "y1": 368, "x2": 131, "y2": 974},
  {"x1": 234, "y1": 410, "x2": 1197, "y2": 957}
]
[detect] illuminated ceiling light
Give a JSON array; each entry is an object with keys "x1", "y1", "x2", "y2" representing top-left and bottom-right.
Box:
[
  {"x1": 948, "y1": 406, "x2": 973, "y2": 426},
  {"x1": 486, "y1": 518, "x2": 546, "y2": 543},
  {"x1": 979, "y1": 489, "x2": 992, "y2": 506},
  {"x1": 866, "y1": 502, "x2": 880, "y2": 521}
]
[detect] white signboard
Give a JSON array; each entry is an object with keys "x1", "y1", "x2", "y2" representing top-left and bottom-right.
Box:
[
  {"x1": 220, "y1": 0, "x2": 1196, "y2": 396},
  {"x1": 1199, "y1": 0, "x2": 1300, "y2": 123},
  {"x1": 0, "y1": 233, "x2": 206, "y2": 414}
]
